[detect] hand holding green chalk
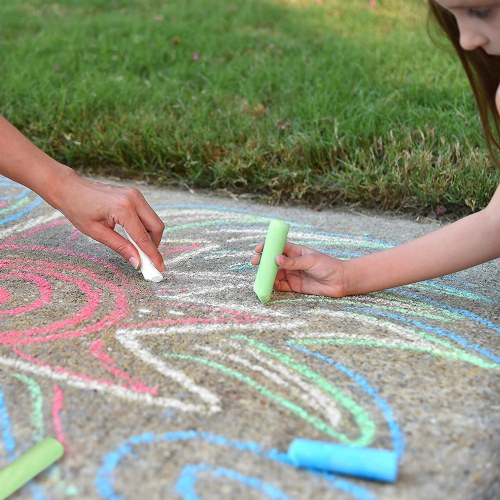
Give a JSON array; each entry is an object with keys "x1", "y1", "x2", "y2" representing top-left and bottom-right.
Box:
[
  {"x1": 253, "y1": 219, "x2": 289, "y2": 303},
  {"x1": 0, "y1": 438, "x2": 64, "y2": 499}
]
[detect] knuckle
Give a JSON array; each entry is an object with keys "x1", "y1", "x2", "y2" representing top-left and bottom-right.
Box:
[
  {"x1": 114, "y1": 242, "x2": 130, "y2": 258},
  {"x1": 136, "y1": 231, "x2": 153, "y2": 246},
  {"x1": 152, "y1": 218, "x2": 165, "y2": 233},
  {"x1": 115, "y1": 199, "x2": 134, "y2": 214},
  {"x1": 118, "y1": 188, "x2": 142, "y2": 209},
  {"x1": 124, "y1": 187, "x2": 142, "y2": 199}
]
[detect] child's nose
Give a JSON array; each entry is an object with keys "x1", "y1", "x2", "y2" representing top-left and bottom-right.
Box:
[{"x1": 458, "y1": 23, "x2": 489, "y2": 51}]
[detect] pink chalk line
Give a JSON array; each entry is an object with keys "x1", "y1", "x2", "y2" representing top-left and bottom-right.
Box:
[
  {"x1": 13, "y1": 348, "x2": 158, "y2": 396},
  {"x1": 122, "y1": 301, "x2": 273, "y2": 329},
  {"x1": 61, "y1": 229, "x2": 82, "y2": 249},
  {"x1": 1, "y1": 261, "x2": 101, "y2": 340},
  {"x1": 0, "y1": 243, "x2": 135, "y2": 289},
  {"x1": 4, "y1": 219, "x2": 67, "y2": 243},
  {"x1": 90, "y1": 340, "x2": 158, "y2": 395},
  {"x1": 52, "y1": 385, "x2": 67, "y2": 449},
  {"x1": 0, "y1": 287, "x2": 11, "y2": 305},
  {"x1": 0, "y1": 258, "x2": 128, "y2": 345},
  {"x1": 0, "y1": 272, "x2": 53, "y2": 317}
]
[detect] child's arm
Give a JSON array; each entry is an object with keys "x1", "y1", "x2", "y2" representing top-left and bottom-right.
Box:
[
  {"x1": 0, "y1": 115, "x2": 165, "y2": 271},
  {"x1": 344, "y1": 184, "x2": 500, "y2": 295},
  {"x1": 252, "y1": 185, "x2": 500, "y2": 297}
]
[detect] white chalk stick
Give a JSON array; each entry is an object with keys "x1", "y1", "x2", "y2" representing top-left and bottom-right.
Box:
[{"x1": 123, "y1": 228, "x2": 163, "y2": 283}]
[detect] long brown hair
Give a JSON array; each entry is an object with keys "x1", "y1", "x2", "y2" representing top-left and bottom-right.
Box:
[{"x1": 428, "y1": 0, "x2": 500, "y2": 165}]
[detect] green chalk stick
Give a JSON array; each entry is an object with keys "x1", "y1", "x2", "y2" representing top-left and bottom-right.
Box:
[
  {"x1": 254, "y1": 219, "x2": 290, "y2": 304},
  {"x1": 0, "y1": 438, "x2": 64, "y2": 499}
]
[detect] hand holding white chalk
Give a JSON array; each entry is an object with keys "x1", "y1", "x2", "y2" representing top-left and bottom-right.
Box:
[{"x1": 123, "y1": 228, "x2": 164, "y2": 283}]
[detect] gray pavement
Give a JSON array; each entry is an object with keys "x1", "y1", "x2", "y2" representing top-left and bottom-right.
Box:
[{"x1": 0, "y1": 174, "x2": 499, "y2": 500}]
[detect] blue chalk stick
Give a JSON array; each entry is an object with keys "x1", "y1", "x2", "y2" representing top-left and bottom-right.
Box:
[{"x1": 288, "y1": 439, "x2": 399, "y2": 483}]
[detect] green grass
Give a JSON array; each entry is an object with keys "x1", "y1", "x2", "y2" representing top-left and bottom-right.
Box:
[{"x1": 1, "y1": 0, "x2": 498, "y2": 215}]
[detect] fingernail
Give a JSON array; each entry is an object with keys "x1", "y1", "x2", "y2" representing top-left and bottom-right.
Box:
[{"x1": 129, "y1": 256, "x2": 140, "y2": 269}]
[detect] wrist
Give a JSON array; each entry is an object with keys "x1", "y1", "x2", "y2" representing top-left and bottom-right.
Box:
[
  {"x1": 36, "y1": 162, "x2": 78, "y2": 211},
  {"x1": 322, "y1": 258, "x2": 353, "y2": 298},
  {"x1": 340, "y1": 259, "x2": 357, "y2": 296}
]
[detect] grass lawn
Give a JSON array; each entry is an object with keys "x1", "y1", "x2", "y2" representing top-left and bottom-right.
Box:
[{"x1": 1, "y1": 0, "x2": 498, "y2": 216}]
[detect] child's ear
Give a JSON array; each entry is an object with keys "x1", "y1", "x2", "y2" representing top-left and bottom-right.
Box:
[{"x1": 496, "y1": 83, "x2": 500, "y2": 117}]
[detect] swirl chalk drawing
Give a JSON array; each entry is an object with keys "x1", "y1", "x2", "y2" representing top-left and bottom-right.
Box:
[
  {"x1": 1, "y1": 190, "x2": 499, "y2": 498},
  {"x1": 253, "y1": 219, "x2": 289, "y2": 303}
]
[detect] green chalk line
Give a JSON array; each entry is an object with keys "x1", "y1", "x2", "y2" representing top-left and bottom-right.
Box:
[
  {"x1": 270, "y1": 299, "x2": 495, "y2": 369},
  {"x1": 269, "y1": 295, "x2": 497, "y2": 369},
  {"x1": 165, "y1": 353, "x2": 359, "y2": 442},
  {"x1": 292, "y1": 339, "x2": 498, "y2": 370},
  {"x1": 415, "y1": 282, "x2": 494, "y2": 302},
  {"x1": 337, "y1": 311, "x2": 498, "y2": 369},
  {"x1": 273, "y1": 295, "x2": 460, "y2": 322},
  {"x1": 230, "y1": 263, "x2": 254, "y2": 272},
  {"x1": 340, "y1": 300, "x2": 455, "y2": 323},
  {"x1": 8, "y1": 374, "x2": 78, "y2": 496},
  {"x1": 294, "y1": 238, "x2": 391, "y2": 250},
  {"x1": 0, "y1": 196, "x2": 29, "y2": 215},
  {"x1": 165, "y1": 218, "x2": 263, "y2": 232},
  {"x1": 232, "y1": 335, "x2": 376, "y2": 446},
  {"x1": 11, "y1": 374, "x2": 44, "y2": 441},
  {"x1": 164, "y1": 217, "x2": 307, "y2": 234},
  {"x1": 370, "y1": 294, "x2": 461, "y2": 321}
]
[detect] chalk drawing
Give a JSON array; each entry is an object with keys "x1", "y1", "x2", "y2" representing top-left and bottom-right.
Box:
[
  {"x1": 52, "y1": 385, "x2": 66, "y2": 447},
  {"x1": 0, "y1": 180, "x2": 42, "y2": 225},
  {"x1": 95, "y1": 431, "x2": 376, "y2": 500},
  {"x1": 0, "y1": 178, "x2": 498, "y2": 497},
  {"x1": 1, "y1": 377, "x2": 79, "y2": 497},
  {"x1": 175, "y1": 464, "x2": 291, "y2": 500}
]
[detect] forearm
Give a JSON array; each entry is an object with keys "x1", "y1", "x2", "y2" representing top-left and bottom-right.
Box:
[
  {"x1": 344, "y1": 204, "x2": 500, "y2": 295},
  {"x1": 0, "y1": 115, "x2": 165, "y2": 271},
  {"x1": 0, "y1": 115, "x2": 74, "y2": 208}
]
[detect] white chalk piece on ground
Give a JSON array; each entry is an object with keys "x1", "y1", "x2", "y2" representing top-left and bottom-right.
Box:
[
  {"x1": 123, "y1": 228, "x2": 163, "y2": 283},
  {"x1": 288, "y1": 439, "x2": 399, "y2": 483},
  {"x1": 253, "y1": 219, "x2": 290, "y2": 303}
]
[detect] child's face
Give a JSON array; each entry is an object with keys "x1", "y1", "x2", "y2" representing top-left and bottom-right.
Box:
[{"x1": 435, "y1": 0, "x2": 500, "y2": 55}]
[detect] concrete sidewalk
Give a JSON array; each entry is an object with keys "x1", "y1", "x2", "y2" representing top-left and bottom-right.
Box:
[{"x1": 0, "y1": 175, "x2": 499, "y2": 500}]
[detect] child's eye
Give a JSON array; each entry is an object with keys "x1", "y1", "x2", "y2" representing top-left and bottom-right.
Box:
[{"x1": 467, "y1": 8, "x2": 492, "y2": 19}]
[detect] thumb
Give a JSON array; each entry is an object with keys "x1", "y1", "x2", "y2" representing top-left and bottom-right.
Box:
[{"x1": 276, "y1": 254, "x2": 314, "y2": 271}]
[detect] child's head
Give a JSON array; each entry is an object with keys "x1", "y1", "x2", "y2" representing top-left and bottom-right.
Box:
[{"x1": 428, "y1": 1, "x2": 500, "y2": 162}]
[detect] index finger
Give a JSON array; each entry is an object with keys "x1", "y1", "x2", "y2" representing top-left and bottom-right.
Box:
[{"x1": 135, "y1": 197, "x2": 165, "y2": 247}]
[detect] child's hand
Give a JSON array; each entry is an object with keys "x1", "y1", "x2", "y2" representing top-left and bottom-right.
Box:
[{"x1": 251, "y1": 241, "x2": 348, "y2": 298}]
